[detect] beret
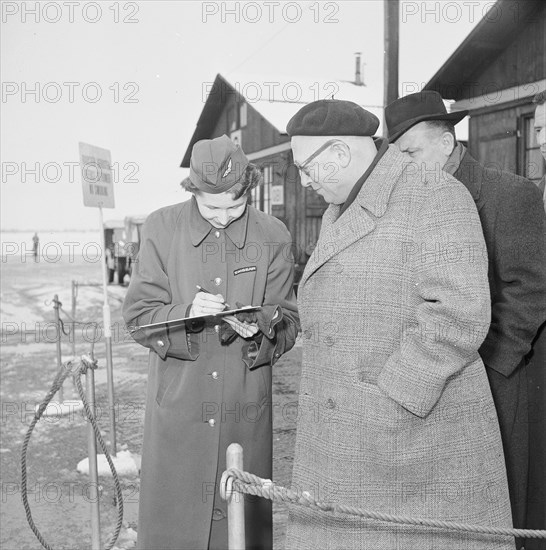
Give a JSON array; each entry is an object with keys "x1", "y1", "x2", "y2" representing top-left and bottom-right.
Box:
[
  {"x1": 286, "y1": 99, "x2": 379, "y2": 137},
  {"x1": 189, "y1": 134, "x2": 248, "y2": 194}
]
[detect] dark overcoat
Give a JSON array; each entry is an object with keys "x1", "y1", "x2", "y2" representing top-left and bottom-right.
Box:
[
  {"x1": 123, "y1": 198, "x2": 299, "y2": 550},
  {"x1": 453, "y1": 152, "x2": 546, "y2": 535},
  {"x1": 286, "y1": 146, "x2": 513, "y2": 549},
  {"x1": 524, "y1": 173, "x2": 546, "y2": 550}
]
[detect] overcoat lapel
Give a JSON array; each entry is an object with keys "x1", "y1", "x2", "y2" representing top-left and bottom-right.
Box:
[
  {"x1": 300, "y1": 145, "x2": 406, "y2": 289},
  {"x1": 299, "y1": 202, "x2": 376, "y2": 287}
]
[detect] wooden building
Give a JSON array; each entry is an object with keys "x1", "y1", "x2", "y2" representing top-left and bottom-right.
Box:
[
  {"x1": 425, "y1": 0, "x2": 545, "y2": 185},
  {"x1": 181, "y1": 66, "x2": 383, "y2": 276}
]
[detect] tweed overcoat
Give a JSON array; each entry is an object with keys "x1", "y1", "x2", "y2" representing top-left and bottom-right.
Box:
[
  {"x1": 285, "y1": 146, "x2": 513, "y2": 550},
  {"x1": 452, "y1": 152, "x2": 546, "y2": 536},
  {"x1": 123, "y1": 198, "x2": 299, "y2": 550}
]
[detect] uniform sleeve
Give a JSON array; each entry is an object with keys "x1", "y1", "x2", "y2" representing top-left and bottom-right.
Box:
[
  {"x1": 122, "y1": 211, "x2": 200, "y2": 361},
  {"x1": 377, "y1": 181, "x2": 491, "y2": 418},
  {"x1": 243, "y1": 225, "x2": 300, "y2": 369},
  {"x1": 479, "y1": 181, "x2": 546, "y2": 376}
]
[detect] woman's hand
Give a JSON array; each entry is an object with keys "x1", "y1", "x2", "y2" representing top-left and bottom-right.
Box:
[
  {"x1": 222, "y1": 315, "x2": 260, "y2": 338},
  {"x1": 190, "y1": 291, "x2": 227, "y2": 317}
]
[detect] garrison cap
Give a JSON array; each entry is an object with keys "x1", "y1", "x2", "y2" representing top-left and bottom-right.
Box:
[
  {"x1": 189, "y1": 134, "x2": 248, "y2": 194},
  {"x1": 286, "y1": 99, "x2": 379, "y2": 137}
]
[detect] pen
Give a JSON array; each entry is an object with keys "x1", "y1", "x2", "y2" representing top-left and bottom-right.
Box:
[{"x1": 196, "y1": 285, "x2": 231, "y2": 310}]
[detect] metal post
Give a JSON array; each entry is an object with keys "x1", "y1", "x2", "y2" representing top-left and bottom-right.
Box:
[
  {"x1": 99, "y1": 205, "x2": 117, "y2": 456},
  {"x1": 383, "y1": 0, "x2": 400, "y2": 131},
  {"x1": 87, "y1": 337, "x2": 102, "y2": 550},
  {"x1": 226, "y1": 443, "x2": 245, "y2": 550},
  {"x1": 53, "y1": 294, "x2": 64, "y2": 403},
  {"x1": 71, "y1": 281, "x2": 77, "y2": 357}
]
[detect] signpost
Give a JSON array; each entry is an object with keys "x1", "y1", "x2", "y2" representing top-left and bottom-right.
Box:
[{"x1": 79, "y1": 142, "x2": 117, "y2": 457}]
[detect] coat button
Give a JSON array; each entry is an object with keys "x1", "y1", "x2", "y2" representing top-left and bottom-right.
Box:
[
  {"x1": 325, "y1": 398, "x2": 336, "y2": 409},
  {"x1": 274, "y1": 353, "x2": 280, "y2": 359},
  {"x1": 303, "y1": 330, "x2": 312, "y2": 339},
  {"x1": 211, "y1": 371, "x2": 219, "y2": 379},
  {"x1": 214, "y1": 277, "x2": 222, "y2": 286},
  {"x1": 208, "y1": 418, "x2": 216, "y2": 427},
  {"x1": 324, "y1": 336, "x2": 335, "y2": 346},
  {"x1": 214, "y1": 230, "x2": 220, "y2": 238},
  {"x1": 157, "y1": 339, "x2": 165, "y2": 347}
]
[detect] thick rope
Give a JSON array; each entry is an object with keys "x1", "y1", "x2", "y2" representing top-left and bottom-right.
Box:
[
  {"x1": 223, "y1": 468, "x2": 546, "y2": 540},
  {"x1": 21, "y1": 358, "x2": 124, "y2": 550}
]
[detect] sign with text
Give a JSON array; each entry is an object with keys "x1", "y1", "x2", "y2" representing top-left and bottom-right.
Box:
[{"x1": 79, "y1": 142, "x2": 115, "y2": 208}]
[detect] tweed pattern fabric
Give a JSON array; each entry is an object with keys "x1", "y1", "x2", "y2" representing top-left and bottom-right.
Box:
[{"x1": 285, "y1": 146, "x2": 513, "y2": 549}]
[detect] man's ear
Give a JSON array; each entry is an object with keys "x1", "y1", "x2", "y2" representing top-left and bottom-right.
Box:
[
  {"x1": 331, "y1": 141, "x2": 351, "y2": 168},
  {"x1": 441, "y1": 132, "x2": 456, "y2": 155}
]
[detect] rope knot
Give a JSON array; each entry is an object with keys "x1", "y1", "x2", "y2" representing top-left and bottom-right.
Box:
[{"x1": 80, "y1": 354, "x2": 98, "y2": 374}]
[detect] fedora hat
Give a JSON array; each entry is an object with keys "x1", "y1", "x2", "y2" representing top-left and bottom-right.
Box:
[{"x1": 385, "y1": 91, "x2": 468, "y2": 142}]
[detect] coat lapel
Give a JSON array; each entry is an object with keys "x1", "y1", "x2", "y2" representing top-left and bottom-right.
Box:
[{"x1": 300, "y1": 145, "x2": 405, "y2": 288}]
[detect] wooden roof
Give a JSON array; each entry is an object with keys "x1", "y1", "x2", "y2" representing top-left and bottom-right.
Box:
[
  {"x1": 425, "y1": 0, "x2": 544, "y2": 100},
  {"x1": 181, "y1": 73, "x2": 383, "y2": 167}
]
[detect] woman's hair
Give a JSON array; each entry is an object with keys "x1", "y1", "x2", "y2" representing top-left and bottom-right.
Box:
[{"x1": 180, "y1": 162, "x2": 262, "y2": 199}]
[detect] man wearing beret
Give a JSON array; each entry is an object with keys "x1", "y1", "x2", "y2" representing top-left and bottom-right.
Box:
[
  {"x1": 284, "y1": 99, "x2": 513, "y2": 549},
  {"x1": 123, "y1": 135, "x2": 300, "y2": 549},
  {"x1": 386, "y1": 90, "x2": 546, "y2": 549}
]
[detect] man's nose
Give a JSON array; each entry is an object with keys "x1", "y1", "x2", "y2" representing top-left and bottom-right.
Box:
[{"x1": 299, "y1": 172, "x2": 313, "y2": 188}]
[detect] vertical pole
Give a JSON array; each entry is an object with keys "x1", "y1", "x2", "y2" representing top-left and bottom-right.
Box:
[
  {"x1": 87, "y1": 335, "x2": 101, "y2": 550},
  {"x1": 99, "y1": 205, "x2": 117, "y2": 456},
  {"x1": 383, "y1": 0, "x2": 400, "y2": 132},
  {"x1": 226, "y1": 443, "x2": 245, "y2": 550},
  {"x1": 53, "y1": 294, "x2": 64, "y2": 403},
  {"x1": 71, "y1": 281, "x2": 77, "y2": 357}
]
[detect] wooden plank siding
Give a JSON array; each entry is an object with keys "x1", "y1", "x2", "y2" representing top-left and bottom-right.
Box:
[
  {"x1": 460, "y1": 11, "x2": 545, "y2": 101},
  {"x1": 469, "y1": 102, "x2": 545, "y2": 183}
]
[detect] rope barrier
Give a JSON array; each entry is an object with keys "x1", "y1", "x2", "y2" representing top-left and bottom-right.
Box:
[
  {"x1": 21, "y1": 357, "x2": 124, "y2": 550},
  {"x1": 221, "y1": 468, "x2": 546, "y2": 540}
]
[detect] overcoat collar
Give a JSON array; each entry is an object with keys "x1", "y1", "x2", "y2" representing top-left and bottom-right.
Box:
[
  {"x1": 300, "y1": 145, "x2": 407, "y2": 288},
  {"x1": 189, "y1": 195, "x2": 249, "y2": 249},
  {"x1": 453, "y1": 150, "x2": 483, "y2": 204}
]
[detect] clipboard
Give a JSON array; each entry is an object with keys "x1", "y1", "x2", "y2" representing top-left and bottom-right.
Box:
[{"x1": 129, "y1": 305, "x2": 261, "y2": 332}]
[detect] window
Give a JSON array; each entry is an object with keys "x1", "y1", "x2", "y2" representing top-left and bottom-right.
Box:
[
  {"x1": 227, "y1": 106, "x2": 237, "y2": 133},
  {"x1": 239, "y1": 103, "x2": 247, "y2": 128},
  {"x1": 519, "y1": 113, "x2": 545, "y2": 184},
  {"x1": 250, "y1": 164, "x2": 272, "y2": 214}
]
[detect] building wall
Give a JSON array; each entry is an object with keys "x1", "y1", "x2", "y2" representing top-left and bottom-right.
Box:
[
  {"x1": 209, "y1": 94, "x2": 289, "y2": 155},
  {"x1": 469, "y1": 101, "x2": 545, "y2": 184},
  {"x1": 459, "y1": 7, "x2": 545, "y2": 100},
  {"x1": 251, "y1": 148, "x2": 328, "y2": 276}
]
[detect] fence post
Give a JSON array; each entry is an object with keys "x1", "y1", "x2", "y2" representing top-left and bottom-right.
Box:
[
  {"x1": 71, "y1": 281, "x2": 77, "y2": 356},
  {"x1": 53, "y1": 294, "x2": 64, "y2": 403},
  {"x1": 226, "y1": 443, "x2": 245, "y2": 550}
]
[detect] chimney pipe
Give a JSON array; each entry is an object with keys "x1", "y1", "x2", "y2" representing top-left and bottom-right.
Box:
[{"x1": 355, "y1": 52, "x2": 363, "y2": 86}]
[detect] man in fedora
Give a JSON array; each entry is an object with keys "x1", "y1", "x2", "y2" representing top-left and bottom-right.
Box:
[
  {"x1": 285, "y1": 99, "x2": 513, "y2": 549},
  {"x1": 386, "y1": 90, "x2": 546, "y2": 547}
]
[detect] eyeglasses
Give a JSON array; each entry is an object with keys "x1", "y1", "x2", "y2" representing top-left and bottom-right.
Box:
[{"x1": 294, "y1": 139, "x2": 342, "y2": 176}]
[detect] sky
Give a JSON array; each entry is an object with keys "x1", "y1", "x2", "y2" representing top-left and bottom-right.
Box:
[{"x1": 1, "y1": 0, "x2": 484, "y2": 231}]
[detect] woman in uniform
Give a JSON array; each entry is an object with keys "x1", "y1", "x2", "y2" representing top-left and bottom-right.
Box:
[{"x1": 123, "y1": 135, "x2": 300, "y2": 550}]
